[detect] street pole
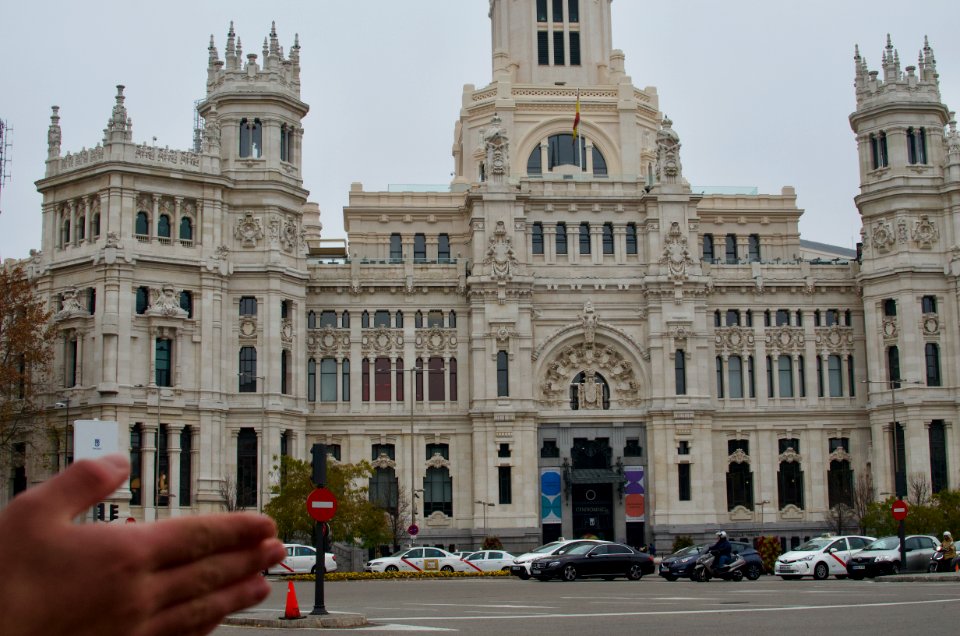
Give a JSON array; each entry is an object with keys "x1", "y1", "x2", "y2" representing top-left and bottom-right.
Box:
[
  {"x1": 410, "y1": 366, "x2": 416, "y2": 536},
  {"x1": 475, "y1": 500, "x2": 494, "y2": 539},
  {"x1": 310, "y1": 443, "x2": 328, "y2": 616}
]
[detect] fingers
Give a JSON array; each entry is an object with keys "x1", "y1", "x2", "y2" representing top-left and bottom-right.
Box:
[
  {"x1": 141, "y1": 574, "x2": 271, "y2": 636},
  {"x1": 13, "y1": 455, "x2": 130, "y2": 521},
  {"x1": 150, "y1": 538, "x2": 285, "y2": 611},
  {"x1": 140, "y1": 513, "x2": 278, "y2": 570}
]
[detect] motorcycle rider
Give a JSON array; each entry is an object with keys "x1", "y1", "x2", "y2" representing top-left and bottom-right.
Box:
[
  {"x1": 940, "y1": 531, "x2": 956, "y2": 570},
  {"x1": 708, "y1": 530, "x2": 733, "y2": 571}
]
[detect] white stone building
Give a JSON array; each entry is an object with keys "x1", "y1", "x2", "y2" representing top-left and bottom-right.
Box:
[{"x1": 7, "y1": 1, "x2": 960, "y2": 552}]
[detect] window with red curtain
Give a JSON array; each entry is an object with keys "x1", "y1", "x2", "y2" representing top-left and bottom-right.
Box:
[
  {"x1": 375, "y1": 357, "x2": 391, "y2": 401},
  {"x1": 395, "y1": 358, "x2": 404, "y2": 401},
  {"x1": 361, "y1": 359, "x2": 370, "y2": 402},
  {"x1": 449, "y1": 358, "x2": 457, "y2": 401},
  {"x1": 428, "y1": 356, "x2": 444, "y2": 401}
]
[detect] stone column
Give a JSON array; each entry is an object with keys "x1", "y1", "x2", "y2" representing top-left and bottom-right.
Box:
[
  {"x1": 143, "y1": 425, "x2": 158, "y2": 521},
  {"x1": 168, "y1": 426, "x2": 183, "y2": 517}
]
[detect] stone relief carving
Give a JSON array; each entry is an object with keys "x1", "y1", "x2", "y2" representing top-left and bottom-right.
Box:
[
  {"x1": 581, "y1": 300, "x2": 598, "y2": 345},
  {"x1": 371, "y1": 453, "x2": 396, "y2": 470},
  {"x1": 234, "y1": 212, "x2": 264, "y2": 247},
  {"x1": 881, "y1": 318, "x2": 898, "y2": 341},
  {"x1": 576, "y1": 368, "x2": 604, "y2": 409},
  {"x1": 655, "y1": 116, "x2": 683, "y2": 184},
  {"x1": 483, "y1": 113, "x2": 510, "y2": 184},
  {"x1": 425, "y1": 452, "x2": 451, "y2": 470},
  {"x1": 307, "y1": 328, "x2": 350, "y2": 356},
  {"x1": 540, "y1": 343, "x2": 639, "y2": 408},
  {"x1": 54, "y1": 288, "x2": 89, "y2": 321},
  {"x1": 896, "y1": 218, "x2": 909, "y2": 244},
  {"x1": 483, "y1": 220, "x2": 518, "y2": 283},
  {"x1": 871, "y1": 219, "x2": 895, "y2": 252},
  {"x1": 728, "y1": 448, "x2": 751, "y2": 465},
  {"x1": 281, "y1": 319, "x2": 293, "y2": 345},
  {"x1": 658, "y1": 221, "x2": 694, "y2": 281},
  {"x1": 238, "y1": 318, "x2": 258, "y2": 340},
  {"x1": 912, "y1": 214, "x2": 939, "y2": 249},
  {"x1": 415, "y1": 327, "x2": 458, "y2": 354},
  {"x1": 361, "y1": 328, "x2": 403, "y2": 355},
  {"x1": 105, "y1": 231, "x2": 122, "y2": 249},
  {"x1": 777, "y1": 447, "x2": 802, "y2": 464},
  {"x1": 814, "y1": 326, "x2": 855, "y2": 354},
  {"x1": 922, "y1": 315, "x2": 940, "y2": 336},
  {"x1": 145, "y1": 285, "x2": 188, "y2": 318},
  {"x1": 714, "y1": 327, "x2": 756, "y2": 355},
  {"x1": 764, "y1": 326, "x2": 804, "y2": 353},
  {"x1": 828, "y1": 447, "x2": 852, "y2": 463}
]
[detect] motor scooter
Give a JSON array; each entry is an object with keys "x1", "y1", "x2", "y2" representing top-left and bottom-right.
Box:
[
  {"x1": 692, "y1": 550, "x2": 746, "y2": 582},
  {"x1": 928, "y1": 549, "x2": 956, "y2": 573}
]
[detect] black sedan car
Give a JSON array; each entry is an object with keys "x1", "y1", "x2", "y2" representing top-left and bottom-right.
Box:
[
  {"x1": 530, "y1": 542, "x2": 654, "y2": 581},
  {"x1": 658, "y1": 541, "x2": 764, "y2": 581}
]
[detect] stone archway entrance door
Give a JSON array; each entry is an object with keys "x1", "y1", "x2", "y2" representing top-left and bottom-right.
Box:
[{"x1": 572, "y1": 483, "x2": 614, "y2": 540}]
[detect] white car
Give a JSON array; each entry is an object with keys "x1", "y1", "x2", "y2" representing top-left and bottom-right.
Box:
[
  {"x1": 364, "y1": 546, "x2": 465, "y2": 573},
  {"x1": 774, "y1": 535, "x2": 874, "y2": 580},
  {"x1": 266, "y1": 543, "x2": 337, "y2": 575},
  {"x1": 459, "y1": 550, "x2": 516, "y2": 572},
  {"x1": 509, "y1": 539, "x2": 607, "y2": 579}
]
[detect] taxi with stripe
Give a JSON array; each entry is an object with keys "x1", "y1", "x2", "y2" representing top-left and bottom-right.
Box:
[
  {"x1": 364, "y1": 546, "x2": 466, "y2": 573},
  {"x1": 459, "y1": 549, "x2": 516, "y2": 572},
  {"x1": 774, "y1": 535, "x2": 874, "y2": 580}
]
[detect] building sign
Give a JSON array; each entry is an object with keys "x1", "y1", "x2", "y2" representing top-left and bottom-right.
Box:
[
  {"x1": 73, "y1": 420, "x2": 121, "y2": 461},
  {"x1": 540, "y1": 468, "x2": 562, "y2": 524},
  {"x1": 624, "y1": 466, "x2": 645, "y2": 522}
]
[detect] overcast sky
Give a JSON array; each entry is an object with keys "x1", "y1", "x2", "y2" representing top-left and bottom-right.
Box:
[{"x1": 1, "y1": 0, "x2": 958, "y2": 261}]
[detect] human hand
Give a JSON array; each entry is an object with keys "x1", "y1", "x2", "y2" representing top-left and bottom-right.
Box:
[{"x1": 0, "y1": 454, "x2": 285, "y2": 636}]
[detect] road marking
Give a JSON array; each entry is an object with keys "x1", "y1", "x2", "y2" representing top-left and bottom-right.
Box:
[
  {"x1": 417, "y1": 603, "x2": 555, "y2": 609},
  {"x1": 370, "y1": 598, "x2": 955, "y2": 622},
  {"x1": 355, "y1": 624, "x2": 455, "y2": 631}
]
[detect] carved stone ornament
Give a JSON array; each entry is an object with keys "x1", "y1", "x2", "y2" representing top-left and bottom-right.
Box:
[
  {"x1": 280, "y1": 218, "x2": 300, "y2": 253},
  {"x1": 280, "y1": 319, "x2": 293, "y2": 344},
  {"x1": 655, "y1": 116, "x2": 683, "y2": 184},
  {"x1": 922, "y1": 316, "x2": 940, "y2": 335},
  {"x1": 483, "y1": 220, "x2": 518, "y2": 283},
  {"x1": 814, "y1": 326, "x2": 854, "y2": 354},
  {"x1": 729, "y1": 505, "x2": 753, "y2": 521},
  {"x1": 104, "y1": 231, "x2": 122, "y2": 249},
  {"x1": 540, "y1": 343, "x2": 639, "y2": 408},
  {"x1": 871, "y1": 220, "x2": 895, "y2": 252},
  {"x1": 912, "y1": 214, "x2": 939, "y2": 249},
  {"x1": 881, "y1": 319, "x2": 898, "y2": 340},
  {"x1": 764, "y1": 327, "x2": 804, "y2": 353},
  {"x1": 234, "y1": 212, "x2": 264, "y2": 247},
  {"x1": 145, "y1": 284, "x2": 188, "y2": 318},
  {"x1": 415, "y1": 327, "x2": 457, "y2": 354},
  {"x1": 54, "y1": 288, "x2": 89, "y2": 321},
  {"x1": 897, "y1": 218, "x2": 909, "y2": 244},
  {"x1": 239, "y1": 318, "x2": 258, "y2": 340},
  {"x1": 672, "y1": 325, "x2": 689, "y2": 349},
  {"x1": 780, "y1": 504, "x2": 804, "y2": 519},
  {"x1": 371, "y1": 452, "x2": 396, "y2": 470},
  {"x1": 658, "y1": 221, "x2": 694, "y2": 281},
  {"x1": 361, "y1": 328, "x2": 403, "y2": 355},
  {"x1": 575, "y1": 368, "x2": 604, "y2": 410},
  {"x1": 425, "y1": 452, "x2": 451, "y2": 470},
  {"x1": 728, "y1": 448, "x2": 751, "y2": 465},
  {"x1": 307, "y1": 328, "x2": 350, "y2": 356},
  {"x1": 828, "y1": 447, "x2": 852, "y2": 463},
  {"x1": 714, "y1": 327, "x2": 756, "y2": 355},
  {"x1": 483, "y1": 113, "x2": 510, "y2": 184},
  {"x1": 581, "y1": 300, "x2": 599, "y2": 345},
  {"x1": 778, "y1": 447, "x2": 802, "y2": 464}
]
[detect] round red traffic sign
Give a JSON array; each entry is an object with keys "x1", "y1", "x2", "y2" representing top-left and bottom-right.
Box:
[
  {"x1": 891, "y1": 499, "x2": 909, "y2": 521},
  {"x1": 407, "y1": 524, "x2": 419, "y2": 536},
  {"x1": 125, "y1": 517, "x2": 136, "y2": 524},
  {"x1": 306, "y1": 487, "x2": 338, "y2": 522}
]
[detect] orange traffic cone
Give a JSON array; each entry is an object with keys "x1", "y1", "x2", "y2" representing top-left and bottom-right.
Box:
[{"x1": 283, "y1": 581, "x2": 301, "y2": 620}]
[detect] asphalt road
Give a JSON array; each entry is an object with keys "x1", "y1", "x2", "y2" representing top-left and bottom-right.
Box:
[{"x1": 214, "y1": 574, "x2": 959, "y2": 634}]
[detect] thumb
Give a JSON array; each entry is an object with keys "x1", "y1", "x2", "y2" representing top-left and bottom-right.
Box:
[{"x1": 22, "y1": 455, "x2": 130, "y2": 521}]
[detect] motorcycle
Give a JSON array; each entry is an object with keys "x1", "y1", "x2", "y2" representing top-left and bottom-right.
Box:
[
  {"x1": 928, "y1": 549, "x2": 956, "y2": 573},
  {"x1": 692, "y1": 550, "x2": 746, "y2": 582}
]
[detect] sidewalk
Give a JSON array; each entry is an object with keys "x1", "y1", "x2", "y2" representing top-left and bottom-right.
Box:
[{"x1": 873, "y1": 572, "x2": 959, "y2": 583}]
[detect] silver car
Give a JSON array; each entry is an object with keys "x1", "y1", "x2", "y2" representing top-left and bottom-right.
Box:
[{"x1": 846, "y1": 535, "x2": 940, "y2": 578}]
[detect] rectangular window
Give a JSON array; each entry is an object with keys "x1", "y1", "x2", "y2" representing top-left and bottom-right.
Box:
[
  {"x1": 537, "y1": 30, "x2": 549, "y2": 65},
  {"x1": 569, "y1": 31, "x2": 580, "y2": 66},
  {"x1": 374, "y1": 357, "x2": 391, "y2": 402},
  {"x1": 728, "y1": 356, "x2": 743, "y2": 399},
  {"x1": 179, "y1": 427, "x2": 192, "y2": 506},
  {"x1": 552, "y1": 0, "x2": 564, "y2": 21},
  {"x1": 568, "y1": 0, "x2": 579, "y2": 22},
  {"x1": 341, "y1": 359, "x2": 350, "y2": 402},
  {"x1": 498, "y1": 466, "x2": 512, "y2": 504},
  {"x1": 748, "y1": 234, "x2": 761, "y2": 262},
  {"x1": 389, "y1": 233, "x2": 402, "y2": 261},
  {"x1": 715, "y1": 356, "x2": 724, "y2": 398},
  {"x1": 556, "y1": 222, "x2": 567, "y2": 254},
  {"x1": 537, "y1": 0, "x2": 548, "y2": 21},
  {"x1": 438, "y1": 234, "x2": 450, "y2": 262},
  {"x1": 239, "y1": 296, "x2": 257, "y2": 316},
  {"x1": 847, "y1": 355, "x2": 855, "y2": 397},
  {"x1": 579, "y1": 222, "x2": 591, "y2": 254},
  {"x1": 361, "y1": 359, "x2": 370, "y2": 402},
  {"x1": 922, "y1": 295, "x2": 937, "y2": 314},
  {"x1": 883, "y1": 298, "x2": 897, "y2": 317},
  {"x1": 828, "y1": 354, "x2": 843, "y2": 397},
  {"x1": 893, "y1": 423, "x2": 907, "y2": 497},
  {"x1": 238, "y1": 347, "x2": 257, "y2": 392},
  {"x1": 320, "y1": 358, "x2": 337, "y2": 402},
  {"x1": 725, "y1": 234, "x2": 738, "y2": 264},
  {"x1": 602, "y1": 223, "x2": 614, "y2": 255},
  {"x1": 541, "y1": 440, "x2": 560, "y2": 458},
  {"x1": 675, "y1": 350, "x2": 687, "y2": 395},
  {"x1": 374, "y1": 310, "x2": 391, "y2": 328},
  {"x1": 678, "y1": 463, "x2": 691, "y2": 501},
  {"x1": 280, "y1": 350, "x2": 289, "y2": 395},
  {"x1": 497, "y1": 350, "x2": 509, "y2": 397},
  {"x1": 395, "y1": 358, "x2": 404, "y2": 402},
  {"x1": 930, "y1": 420, "x2": 948, "y2": 493},
  {"x1": 319, "y1": 310, "x2": 337, "y2": 328},
  {"x1": 747, "y1": 356, "x2": 756, "y2": 398},
  {"x1": 776, "y1": 309, "x2": 790, "y2": 326},
  {"x1": 449, "y1": 358, "x2": 457, "y2": 401},
  {"x1": 778, "y1": 355, "x2": 794, "y2": 398},
  {"x1": 925, "y1": 343, "x2": 941, "y2": 387},
  {"x1": 553, "y1": 30, "x2": 564, "y2": 65},
  {"x1": 532, "y1": 222, "x2": 544, "y2": 255},
  {"x1": 414, "y1": 233, "x2": 426, "y2": 263},
  {"x1": 427, "y1": 310, "x2": 444, "y2": 328},
  {"x1": 626, "y1": 223, "x2": 638, "y2": 255},
  {"x1": 130, "y1": 425, "x2": 142, "y2": 505},
  {"x1": 428, "y1": 356, "x2": 444, "y2": 401},
  {"x1": 725, "y1": 309, "x2": 740, "y2": 326},
  {"x1": 307, "y1": 359, "x2": 316, "y2": 402},
  {"x1": 624, "y1": 439, "x2": 643, "y2": 457},
  {"x1": 236, "y1": 428, "x2": 258, "y2": 508},
  {"x1": 702, "y1": 234, "x2": 714, "y2": 262}
]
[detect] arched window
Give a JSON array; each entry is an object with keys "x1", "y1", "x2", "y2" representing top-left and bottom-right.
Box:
[
  {"x1": 527, "y1": 134, "x2": 608, "y2": 176},
  {"x1": 77, "y1": 216, "x2": 86, "y2": 241},
  {"x1": 389, "y1": 233, "x2": 402, "y2": 261},
  {"x1": 702, "y1": 234, "x2": 714, "y2": 262},
  {"x1": 280, "y1": 124, "x2": 294, "y2": 163},
  {"x1": 239, "y1": 296, "x2": 257, "y2": 316},
  {"x1": 239, "y1": 118, "x2": 262, "y2": 158},
  {"x1": 725, "y1": 234, "x2": 738, "y2": 264},
  {"x1": 179, "y1": 216, "x2": 193, "y2": 241},
  {"x1": 62, "y1": 219, "x2": 71, "y2": 246},
  {"x1": 827, "y1": 459, "x2": 853, "y2": 508},
  {"x1": 158, "y1": 214, "x2": 171, "y2": 238},
  {"x1": 395, "y1": 357, "x2": 404, "y2": 402},
  {"x1": 179, "y1": 290, "x2": 193, "y2": 318},
  {"x1": 135, "y1": 211, "x2": 149, "y2": 236},
  {"x1": 569, "y1": 371, "x2": 610, "y2": 410},
  {"x1": 135, "y1": 286, "x2": 150, "y2": 315},
  {"x1": 307, "y1": 311, "x2": 316, "y2": 329},
  {"x1": 907, "y1": 127, "x2": 927, "y2": 165},
  {"x1": 369, "y1": 466, "x2": 398, "y2": 511},
  {"x1": 556, "y1": 222, "x2": 568, "y2": 255},
  {"x1": 777, "y1": 439, "x2": 804, "y2": 509},
  {"x1": 236, "y1": 428, "x2": 258, "y2": 508}
]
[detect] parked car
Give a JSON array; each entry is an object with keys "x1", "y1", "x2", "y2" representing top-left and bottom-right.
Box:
[
  {"x1": 775, "y1": 535, "x2": 875, "y2": 580},
  {"x1": 364, "y1": 546, "x2": 465, "y2": 573},
  {"x1": 460, "y1": 550, "x2": 516, "y2": 572},
  {"x1": 530, "y1": 542, "x2": 654, "y2": 582},
  {"x1": 451, "y1": 550, "x2": 476, "y2": 560},
  {"x1": 266, "y1": 544, "x2": 336, "y2": 575},
  {"x1": 846, "y1": 535, "x2": 941, "y2": 578},
  {"x1": 509, "y1": 539, "x2": 608, "y2": 579},
  {"x1": 659, "y1": 541, "x2": 763, "y2": 581}
]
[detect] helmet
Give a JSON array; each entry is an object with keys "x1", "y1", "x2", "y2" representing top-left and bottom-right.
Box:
[
  {"x1": 716, "y1": 531, "x2": 727, "y2": 538},
  {"x1": 944, "y1": 531, "x2": 952, "y2": 538}
]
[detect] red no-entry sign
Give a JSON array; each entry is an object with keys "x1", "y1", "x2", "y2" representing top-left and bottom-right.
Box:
[
  {"x1": 891, "y1": 499, "x2": 909, "y2": 521},
  {"x1": 306, "y1": 487, "x2": 338, "y2": 522}
]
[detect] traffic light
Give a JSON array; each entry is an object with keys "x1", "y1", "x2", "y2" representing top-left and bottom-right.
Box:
[
  {"x1": 96, "y1": 503, "x2": 105, "y2": 521},
  {"x1": 109, "y1": 504, "x2": 119, "y2": 521}
]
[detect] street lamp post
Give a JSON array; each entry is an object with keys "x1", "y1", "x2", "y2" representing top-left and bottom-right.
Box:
[
  {"x1": 54, "y1": 398, "x2": 70, "y2": 471},
  {"x1": 475, "y1": 500, "x2": 495, "y2": 539},
  {"x1": 405, "y1": 363, "x2": 445, "y2": 538},
  {"x1": 862, "y1": 376, "x2": 922, "y2": 568}
]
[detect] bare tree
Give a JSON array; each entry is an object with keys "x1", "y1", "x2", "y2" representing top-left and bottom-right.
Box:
[
  {"x1": 852, "y1": 472, "x2": 876, "y2": 534},
  {"x1": 383, "y1": 486, "x2": 412, "y2": 552},
  {"x1": 825, "y1": 504, "x2": 855, "y2": 535},
  {"x1": 908, "y1": 472, "x2": 930, "y2": 506},
  {"x1": 217, "y1": 475, "x2": 245, "y2": 512}
]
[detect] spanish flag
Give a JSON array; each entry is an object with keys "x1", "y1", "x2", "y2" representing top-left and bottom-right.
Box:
[{"x1": 572, "y1": 89, "x2": 581, "y2": 141}]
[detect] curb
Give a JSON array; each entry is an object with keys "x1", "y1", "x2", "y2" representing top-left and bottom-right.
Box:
[
  {"x1": 873, "y1": 573, "x2": 959, "y2": 583},
  {"x1": 223, "y1": 613, "x2": 369, "y2": 629}
]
